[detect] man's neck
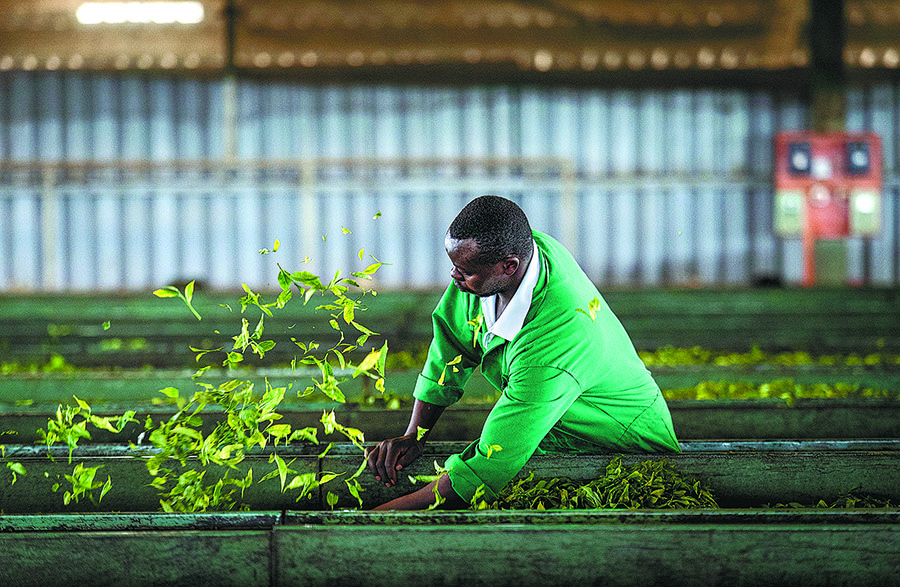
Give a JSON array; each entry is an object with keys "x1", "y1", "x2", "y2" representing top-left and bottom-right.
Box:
[{"x1": 494, "y1": 255, "x2": 532, "y2": 318}]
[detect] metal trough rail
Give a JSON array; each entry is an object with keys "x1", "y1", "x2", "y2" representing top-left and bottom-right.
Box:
[
  {"x1": 1, "y1": 441, "x2": 898, "y2": 513},
  {"x1": 4, "y1": 397, "x2": 900, "y2": 442}
]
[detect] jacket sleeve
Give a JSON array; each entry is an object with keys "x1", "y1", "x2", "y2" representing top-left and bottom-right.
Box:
[
  {"x1": 445, "y1": 365, "x2": 582, "y2": 502},
  {"x1": 413, "y1": 286, "x2": 483, "y2": 407}
]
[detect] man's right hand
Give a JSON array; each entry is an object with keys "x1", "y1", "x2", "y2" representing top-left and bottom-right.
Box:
[{"x1": 365, "y1": 435, "x2": 425, "y2": 487}]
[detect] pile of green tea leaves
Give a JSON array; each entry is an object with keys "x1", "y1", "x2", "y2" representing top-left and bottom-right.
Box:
[
  {"x1": 773, "y1": 489, "x2": 896, "y2": 509},
  {"x1": 383, "y1": 345, "x2": 430, "y2": 370},
  {"x1": 475, "y1": 456, "x2": 719, "y2": 511},
  {"x1": 638, "y1": 345, "x2": 900, "y2": 367},
  {"x1": 662, "y1": 379, "x2": 900, "y2": 404},
  {"x1": 0, "y1": 354, "x2": 76, "y2": 375}
]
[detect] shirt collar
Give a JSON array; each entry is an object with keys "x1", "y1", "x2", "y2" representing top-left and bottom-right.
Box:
[{"x1": 480, "y1": 240, "x2": 540, "y2": 344}]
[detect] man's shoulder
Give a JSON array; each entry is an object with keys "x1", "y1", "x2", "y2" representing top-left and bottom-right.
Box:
[
  {"x1": 532, "y1": 230, "x2": 564, "y2": 256},
  {"x1": 532, "y1": 231, "x2": 598, "y2": 301}
]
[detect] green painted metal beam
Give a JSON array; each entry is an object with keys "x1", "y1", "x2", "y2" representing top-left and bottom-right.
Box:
[
  {"x1": 0, "y1": 511, "x2": 281, "y2": 532},
  {"x1": 284, "y1": 508, "x2": 900, "y2": 526},
  {"x1": 2, "y1": 510, "x2": 899, "y2": 587},
  {"x1": 0, "y1": 530, "x2": 271, "y2": 587},
  {"x1": 273, "y1": 522, "x2": 900, "y2": 587}
]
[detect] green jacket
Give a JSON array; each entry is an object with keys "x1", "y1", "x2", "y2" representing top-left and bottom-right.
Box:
[{"x1": 414, "y1": 231, "x2": 680, "y2": 502}]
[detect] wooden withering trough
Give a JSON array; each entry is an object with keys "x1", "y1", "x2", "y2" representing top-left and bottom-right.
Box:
[
  {"x1": 1, "y1": 441, "x2": 898, "y2": 586},
  {"x1": 1, "y1": 441, "x2": 898, "y2": 512},
  {"x1": 0, "y1": 509, "x2": 898, "y2": 587}
]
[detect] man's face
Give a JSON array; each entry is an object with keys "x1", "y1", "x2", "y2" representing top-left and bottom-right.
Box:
[{"x1": 445, "y1": 235, "x2": 511, "y2": 297}]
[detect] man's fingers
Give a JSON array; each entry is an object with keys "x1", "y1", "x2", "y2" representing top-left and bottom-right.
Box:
[
  {"x1": 376, "y1": 443, "x2": 393, "y2": 484},
  {"x1": 382, "y1": 443, "x2": 406, "y2": 485},
  {"x1": 367, "y1": 442, "x2": 392, "y2": 484},
  {"x1": 366, "y1": 437, "x2": 422, "y2": 486},
  {"x1": 395, "y1": 445, "x2": 418, "y2": 470},
  {"x1": 365, "y1": 444, "x2": 382, "y2": 480}
]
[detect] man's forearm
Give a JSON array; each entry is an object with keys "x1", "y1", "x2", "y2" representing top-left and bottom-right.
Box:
[{"x1": 370, "y1": 474, "x2": 467, "y2": 511}]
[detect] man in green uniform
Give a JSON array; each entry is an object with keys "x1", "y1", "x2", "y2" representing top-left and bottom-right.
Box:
[{"x1": 366, "y1": 195, "x2": 679, "y2": 510}]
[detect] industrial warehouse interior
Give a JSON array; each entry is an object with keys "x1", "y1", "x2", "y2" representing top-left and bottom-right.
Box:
[{"x1": 1, "y1": 2, "x2": 899, "y2": 586}]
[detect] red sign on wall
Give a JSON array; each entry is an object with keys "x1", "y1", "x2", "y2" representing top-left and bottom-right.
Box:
[
  {"x1": 774, "y1": 131, "x2": 883, "y2": 285},
  {"x1": 774, "y1": 131, "x2": 882, "y2": 239}
]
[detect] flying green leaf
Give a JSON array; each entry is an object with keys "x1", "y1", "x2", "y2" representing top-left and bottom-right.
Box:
[
  {"x1": 352, "y1": 344, "x2": 386, "y2": 378},
  {"x1": 345, "y1": 477, "x2": 364, "y2": 507},
  {"x1": 262, "y1": 453, "x2": 293, "y2": 491},
  {"x1": 289, "y1": 427, "x2": 319, "y2": 445},
  {"x1": 259, "y1": 238, "x2": 281, "y2": 255},
  {"x1": 190, "y1": 346, "x2": 223, "y2": 362},
  {"x1": 351, "y1": 260, "x2": 388, "y2": 280},
  {"x1": 173, "y1": 427, "x2": 203, "y2": 441},
  {"x1": 6, "y1": 461, "x2": 26, "y2": 485},
  {"x1": 416, "y1": 426, "x2": 429, "y2": 441},
  {"x1": 373, "y1": 210, "x2": 382, "y2": 219},
  {"x1": 153, "y1": 282, "x2": 201, "y2": 321},
  {"x1": 102, "y1": 320, "x2": 111, "y2": 331},
  {"x1": 223, "y1": 351, "x2": 244, "y2": 369},
  {"x1": 342, "y1": 226, "x2": 351, "y2": 234}
]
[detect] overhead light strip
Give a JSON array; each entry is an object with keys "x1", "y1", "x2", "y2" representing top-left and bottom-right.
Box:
[{"x1": 76, "y1": 2, "x2": 204, "y2": 25}]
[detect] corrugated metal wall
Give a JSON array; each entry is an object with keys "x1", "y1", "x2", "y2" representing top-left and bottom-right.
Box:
[{"x1": 1, "y1": 71, "x2": 898, "y2": 291}]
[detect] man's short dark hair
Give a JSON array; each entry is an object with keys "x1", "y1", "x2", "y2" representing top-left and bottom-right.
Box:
[{"x1": 448, "y1": 195, "x2": 533, "y2": 265}]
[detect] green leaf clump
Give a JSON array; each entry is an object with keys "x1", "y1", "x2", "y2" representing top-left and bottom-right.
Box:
[
  {"x1": 774, "y1": 488, "x2": 896, "y2": 509},
  {"x1": 474, "y1": 456, "x2": 718, "y2": 511},
  {"x1": 638, "y1": 345, "x2": 900, "y2": 367},
  {"x1": 662, "y1": 379, "x2": 900, "y2": 405}
]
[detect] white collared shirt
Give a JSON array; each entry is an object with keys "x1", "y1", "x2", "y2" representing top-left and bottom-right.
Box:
[{"x1": 480, "y1": 240, "x2": 540, "y2": 345}]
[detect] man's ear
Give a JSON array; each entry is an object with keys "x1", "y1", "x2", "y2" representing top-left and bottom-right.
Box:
[{"x1": 502, "y1": 257, "x2": 520, "y2": 275}]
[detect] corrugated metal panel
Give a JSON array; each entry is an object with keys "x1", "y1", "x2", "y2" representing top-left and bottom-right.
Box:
[
  {"x1": 1, "y1": 71, "x2": 899, "y2": 292},
  {"x1": 845, "y1": 83, "x2": 900, "y2": 286}
]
